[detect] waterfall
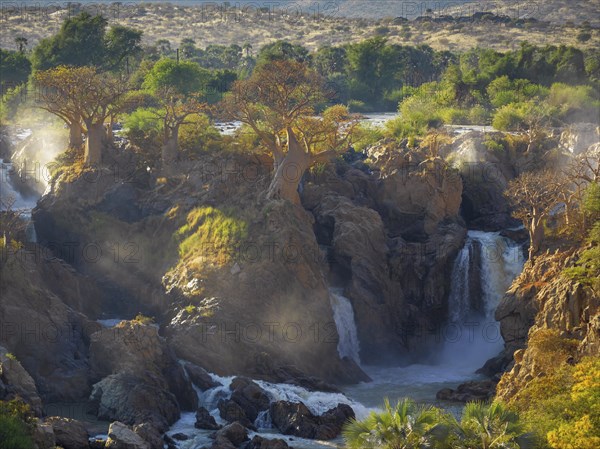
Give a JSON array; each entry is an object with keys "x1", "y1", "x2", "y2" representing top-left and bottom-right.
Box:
[
  {"x1": 447, "y1": 239, "x2": 472, "y2": 323},
  {"x1": 470, "y1": 231, "x2": 525, "y2": 319},
  {"x1": 329, "y1": 288, "x2": 361, "y2": 365},
  {"x1": 442, "y1": 231, "x2": 524, "y2": 369}
]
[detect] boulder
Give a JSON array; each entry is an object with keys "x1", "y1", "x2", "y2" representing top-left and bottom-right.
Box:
[
  {"x1": 105, "y1": 421, "x2": 150, "y2": 449},
  {"x1": 270, "y1": 401, "x2": 354, "y2": 440},
  {"x1": 246, "y1": 435, "x2": 291, "y2": 449},
  {"x1": 90, "y1": 371, "x2": 180, "y2": 433},
  {"x1": 32, "y1": 420, "x2": 56, "y2": 449},
  {"x1": 45, "y1": 417, "x2": 89, "y2": 449},
  {"x1": 132, "y1": 423, "x2": 164, "y2": 449},
  {"x1": 217, "y1": 399, "x2": 255, "y2": 429},
  {"x1": 184, "y1": 363, "x2": 221, "y2": 391},
  {"x1": 89, "y1": 321, "x2": 197, "y2": 411},
  {"x1": 0, "y1": 346, "x2": 43, "y2": 415},
  {"x1": 0, "y1": 254, "x2": 98, "y2": 402},
  {"x1": 436, "y1": 380, "x2": 496, "y2": 402},
  {"x1": 215, "y1": 422, "x2": 248, "y2": 447},
  {"x1": 229, "y1": 377, "x2": 270, "y2": 422},
  {"x1": 195, "y1": 406, "x2": 221, "y2": 430}
]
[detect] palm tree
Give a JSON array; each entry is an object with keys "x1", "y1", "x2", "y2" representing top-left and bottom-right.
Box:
[
  {"x1": 342, "y1": 398, "x2": 451, "y2": 449},
  {"x1": 455, "y1": 402, "x2": 535, "y2": 449},
  {"x1": 14, "y1": 37, "x2": 28, "y2": 53},
  {"x1": 243, "y1": 42, "x2": 253, "y2": 58}
]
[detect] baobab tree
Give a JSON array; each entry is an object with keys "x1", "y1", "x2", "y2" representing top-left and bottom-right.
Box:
[
  {"x1": 35, "y1": 66, "x2": 129, "y2": 164},
  {"x1": 505, "y1": 170, "x2": 565, "y2": 260},
  {"x1": 142, "y1": 58, "x2": 210, "y2": 168},
  {"x1": 221, "y1": 60, "x2": 357, "y2": 204}
]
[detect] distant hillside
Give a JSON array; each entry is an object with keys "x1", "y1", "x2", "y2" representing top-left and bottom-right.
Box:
[
  {"x1": 0, "y1": 1, "x2": 597, "y2": 52},
  {"x1": 308, "y1": 0, "x2": 599, "y2": 25}
]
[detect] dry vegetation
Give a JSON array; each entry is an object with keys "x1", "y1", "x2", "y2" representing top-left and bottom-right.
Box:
[{"x1": 0, "y1": 2, "x2": 598, "y2": 53}]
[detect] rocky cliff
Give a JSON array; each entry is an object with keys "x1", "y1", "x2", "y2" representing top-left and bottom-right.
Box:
[{"x1": 495, "y1": 248, "x2": 600, "y2": 401}]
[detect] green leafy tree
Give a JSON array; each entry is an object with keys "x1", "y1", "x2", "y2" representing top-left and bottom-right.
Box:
[
  {"x1": 104, "y1": 25, "x2": 143, "y2": 71},
  {"x1": 142, "y1": 58, "x2": 211, "y2": 166},
  {"x1": 0, "y1": 49, "x2": 31, "y2": 92},
  {"x1": 31, "y1": 13, "x2": 142, "y2": 72},
  {"x1": 32, "y1": 13, "x2": 108, "y2": 70},
  {"x1": 257, "y1": 40, "x2": 310, "y2": 65}
]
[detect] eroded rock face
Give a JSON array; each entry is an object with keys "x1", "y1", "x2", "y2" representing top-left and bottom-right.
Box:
[
  {"x1": 270, "y1": 401, "x2": 354, "y2": 440},
  {"x1": 443, "y1": 131, "x2": 515, "y2": 231},
  {"x1": 0, "y1": 253, "x2": 98, "y2": 403},
  {"x1": 495, "y1": 250, "x2": 600, "y2": 401},
  {"x1": 88, "y1": 321, "x2": 196, "y2": 432},
  {"x1": 0, "y1": 346, "x2": 43, "y2": 415},
  {"x1": 559, "y1": 123, "x2": 600, "y2": 154}
]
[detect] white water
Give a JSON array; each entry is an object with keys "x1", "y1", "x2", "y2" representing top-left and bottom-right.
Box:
[
  {"x1": 329, "y1": 289, "x2": 361, "y2": 365},
  {"x1": 167, "y1": 372, "x2": 368, "y2": 449},
  {"x1": 438, "y1": 231, "x2": 525, "y2": 370},
  {"x1": 345, "y1": 231, "x2": 524, "y2": 416},
  {"x1": 166, "y1": 231, "x2": 525, "y2": 446}
]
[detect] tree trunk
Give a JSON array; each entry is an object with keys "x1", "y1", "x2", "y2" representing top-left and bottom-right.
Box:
[
  {"x1": 68, "y1": 121, "x2": 84, "y2": 149},
  {"x1": 266, "y1": 128, "x2": 310, "y2": 205},
  {"x1": 528, "y1": 216, "x2": 545, "y2": 260},
  {"x1": 162, "y1": 125, "x2": 179, "y2": 172},
  {"x1": 85, "y1": 121, "x2": 105, "y2": 166},
  {"x1": 106, "y1": 118, "x2": 114, "y2": 142}
]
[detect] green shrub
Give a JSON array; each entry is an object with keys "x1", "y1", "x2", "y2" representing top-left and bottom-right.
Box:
[
  {"x1": 0, "y1": 400, "x2": 34, "y2": 449},
  {"x1": 347, "y1": 99, "x2": 371, "y2": 112},
  {"x1": 123, "y1": 107, "x2": 163, "y2": 151},
  {"x1": 175, "y1": 206, "x2": 248, "y2": 267},
  {"x1": 133, "y1": 314, "x2": 154, "y2": 325},
  {"x1": 439, "y1": 107, "x2": 470, "y2": 124},
  {"x1": 178, "y1": 113, "x2": 223, "y2": 156},
  {"x1": 468, "y1": 105, "x2": 489, "y2": 124},
  {"x1": 352, "y1": 124, "x2": 384, "y2": 151},
  {"x1": 577, "y1": 32, "x2": 592, "y2": 43}
]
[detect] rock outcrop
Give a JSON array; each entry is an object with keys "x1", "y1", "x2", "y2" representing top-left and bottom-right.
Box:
[
  {"x1": 270, "y1": 401, "x2": 354, "y2": 440},
  {"x1": 0, "y1": 346, "x2": 43, "y2": 415},
  {"x1": 105, "y1": 421, "x2": 150, "y2": 449},
  {"x1": 495, "y1": 249, "x2": 600, "y2": 401},
  {"x1": 0, "y1": 253, "x2": 100, "y2": 402},
  {"x1": 88, "y1": 320, "x2": 196, "y2": 431},
  {"x1": 45, "y1": 417, "x2": 89, "y2": 449}
]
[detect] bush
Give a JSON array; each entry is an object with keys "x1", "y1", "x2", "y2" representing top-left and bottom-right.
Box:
[
  {"x1": 492, "y1": 103, "x2": 527, "y2": 131},
  {"x1": 577, "y1": 32, "x2": 592, "y2": 43},
  {"x1": 347, "y1": 99, "x2": 371, "y2": 112},
  {"x1": 513, "y1": 357, "x2": 600, "y2": 449},
  {"x1": 0, "y1": 400, "x2": 34, "y2": 449},
  {"x1": 439, "y1": 107, "x2": 470, "y2": 124},
  {"x1": 178, "y1": 113, "x2": 223, "y2": 156},
  {"x1": 352, "y1": 123, "x2": 384, "y2": 151},
  {"x1": 468, "y1": 105, "x2": 489, "y2": 124},
  {"x1": 123, "y1": 107, "x2": 163, "y2": 153}
]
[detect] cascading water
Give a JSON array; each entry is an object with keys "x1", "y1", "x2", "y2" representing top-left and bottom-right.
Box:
[
  {"x1": 329, "y1": 288, "x2": 361, "y2": 365},
  {"x1": 167, "y1": 371, "x2": 370, "y2": 449},
  {"x1": 440, "y1": 231, "x2": 525, "y2": 370},
  {"x1": 0, "y1": 129, "x2": 42, "y2": 243}
]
